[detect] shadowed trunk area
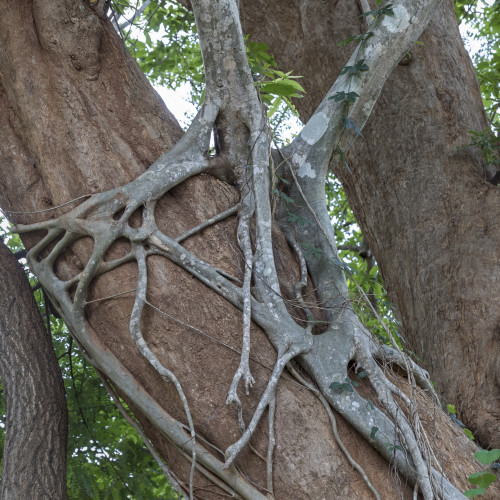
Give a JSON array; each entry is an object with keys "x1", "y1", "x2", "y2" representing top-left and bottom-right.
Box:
[
  {"x1": 241, "y1": 0, "x2": 500, "y2": 448},
  {"x1": 0, "y1": 240, "x2": 68, "y2": 499}
]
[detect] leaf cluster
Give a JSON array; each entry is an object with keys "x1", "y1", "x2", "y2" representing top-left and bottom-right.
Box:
[{"x1": 246, "y1": 37, "x2": 305, "y2": 118}]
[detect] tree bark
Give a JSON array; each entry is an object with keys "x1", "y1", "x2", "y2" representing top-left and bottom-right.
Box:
[
  {"x1": 240, "y1": 0, "x2": 500, "y2": 448},
  {"x1": 0, "y1": 240, "x2": 68, "y2": 499},
  {"x1": 0, "y1": 0, "x2": 497, "y2": 498}
]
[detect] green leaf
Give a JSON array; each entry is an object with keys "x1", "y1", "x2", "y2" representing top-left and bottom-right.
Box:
[
  {"x1": 370, "y1": 426, "x2": 378, "y2": 439},
  {"x1": 447, "y1": 404, "x2": 456, "y2": 414},
  {"x1": 267, "y1": 96, "x2": 283, "y2": 118},
  {"x1": 301, "y1": 241, "x2": 323, "y2": 259},
  {"x1": 329, "y1": 91, "x2": 359, "y2": 103},
  {"x1": 260, "y1": 78, "x2": 305, "y2": 98},
  {"x1": 330, "y1": 382, "x2": 342, "y2": 391},
  {"x1": 468, "y1": 471, "x2": 498, "y2": 489},
  {"x1": 340, "y1": 59, "x2": 369, "y2": 77},
  {"x1": 273, "y1": 189, "x2": 294, "y2": 204},
  {"x1": 464, "y1": 428, "x2": 475, "y2": 441},
  {"x1": 463, "y1": 488, "x2": 487, "y2": 498},
  {"x1": 474, "y1": 449, "x2": 500, "y2": 465},
  {"x1": 338, "y1": 32, "x2": 374, "y2": 47},
  {"x1": 274, "y1": 173, "x2": 290, "y2": 185},
  {"x1": 357, "y1": 370, "x2": 368, "y2": 379},
  {"x1": 360, "y1": 4, "x2": 395, "y2": 18}
]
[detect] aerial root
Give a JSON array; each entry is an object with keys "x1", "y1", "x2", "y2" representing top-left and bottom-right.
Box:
[
  {"x1": 357, "y1": 349, "x2": 435, "y2": 500},
  {"x1": 130, "y1": 245, "x2": 197, "y2": 500},
  {"x1": 282, "y1": 227, "x2": 315, "y2": 333},
  {"x1": 226, "y1": 183, "x2": 255, "y2": 411},
  {"x1": 266, "y1": 398, "x2": 276, "y2": 496},
  {"x1": 175, "y1": 203, "x2": 240, "y2": 243},
  {"x1": 286, "y1": 362, "x2": 381, "y2": 500},
  {"x1": 375, "y1": 344, "x2": 439, "y2": 404},
  {"x1": 224, "y1": 342, "x2": 308, "y2": 468}
]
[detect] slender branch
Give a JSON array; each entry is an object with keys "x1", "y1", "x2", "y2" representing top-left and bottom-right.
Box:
[{"x1": 266, "y1": 398, "x2": 276, "y2": 495}]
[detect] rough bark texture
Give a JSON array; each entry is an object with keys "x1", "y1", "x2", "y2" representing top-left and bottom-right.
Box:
[
  {"x1": 241, "y1": 0, "x2": 500, "y2": 448},
  {"x1": 0, "y1": 0, "x2": 498, "y2": 498},
  {"x1": 0, "y1": 240, "x2": 68, "y2": 499}
]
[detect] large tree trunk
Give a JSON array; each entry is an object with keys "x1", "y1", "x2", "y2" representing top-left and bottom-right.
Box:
[
  {"x1": 0, "y1": 240, "x2": 68, "y2": 499},
  {"x1": 241, "y1": 0, "x2": 500, "y2": 448},
  {"x1": 0, "y1": 0, "x2": 497, "y2": 498}
]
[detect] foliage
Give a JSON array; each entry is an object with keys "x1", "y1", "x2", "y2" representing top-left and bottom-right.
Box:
[
  {"x1": 464, "y1": 448, "x2": 500, "y2": 497},
  {"x1": 326, "y1": 177, "x2": 405, "y2": 349},
  {"x1": 246, "y1": 36, "x2": 305, "y2": 118},
  {"x1": 117, "y1": 1, "x2": 203, "y2": 99},
  {"x1": 455, "y1": 1, "x2": 500, "y2": 164}
]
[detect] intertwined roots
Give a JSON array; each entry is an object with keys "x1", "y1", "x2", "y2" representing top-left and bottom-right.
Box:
[{"x1": 13, "y1": 101, "x2": 457, "y2": 500}]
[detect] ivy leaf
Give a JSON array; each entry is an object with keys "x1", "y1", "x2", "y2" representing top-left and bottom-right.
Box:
[
  {"x1": 464, "y1": 428, "x2": 475, "y2": 441},
  {"x1": 474, "y1": 449, "x2": 500, "y2": 465},
  {"x1": 341, "y1": 382, "x2": 354, "y2": 392},
  {"x1": 463, "y1": 489, "x2": 487, "y2": 499},
  {"x1": 335, "y1": 146, "x2": 352, "y2": 173},
  {"x1": 329, "y1": 91, "x2": 359, "y2": 103},
  {"x1": 274, "y1": 173, "x2": 291, "y2": 185},
  {"x1": 386, "y1": 443, "x2": 404, "y2": 453},
  {"x1": 447, "y1": 403, "x2": 456, "y2": 414},
  {"x1": 340, "y1": 59, "x2": 369, "y2": 77},
  {"x1": 342, "y1": 115, "x2": 364, "y2": 137},
  {"x1": 360, "y1": 4, "x2": 395, "y2": 18},
  {"x1": 370, "y1": 426, "x2": 379, "y2": 439},
  {"x1": 273, "y1": 188, "x2": 294, "y2": 204},
  {"x1": 357, "y1": 370, "x2": 368, "y2": 379},
  {"x1": 338, "y1": 32, "x2": 374, "y2": 47},
  {"x1": 468, "y1": 471, "x2": 498, "y2": 489}
]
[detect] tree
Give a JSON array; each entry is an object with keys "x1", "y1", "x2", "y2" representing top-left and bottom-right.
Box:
[
  {"x1": 240, "y1": 0, "x2": 500, "y2": 452},
  {"x1": 0, "y1": 0, "x2": 498, "y2": 499}
]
